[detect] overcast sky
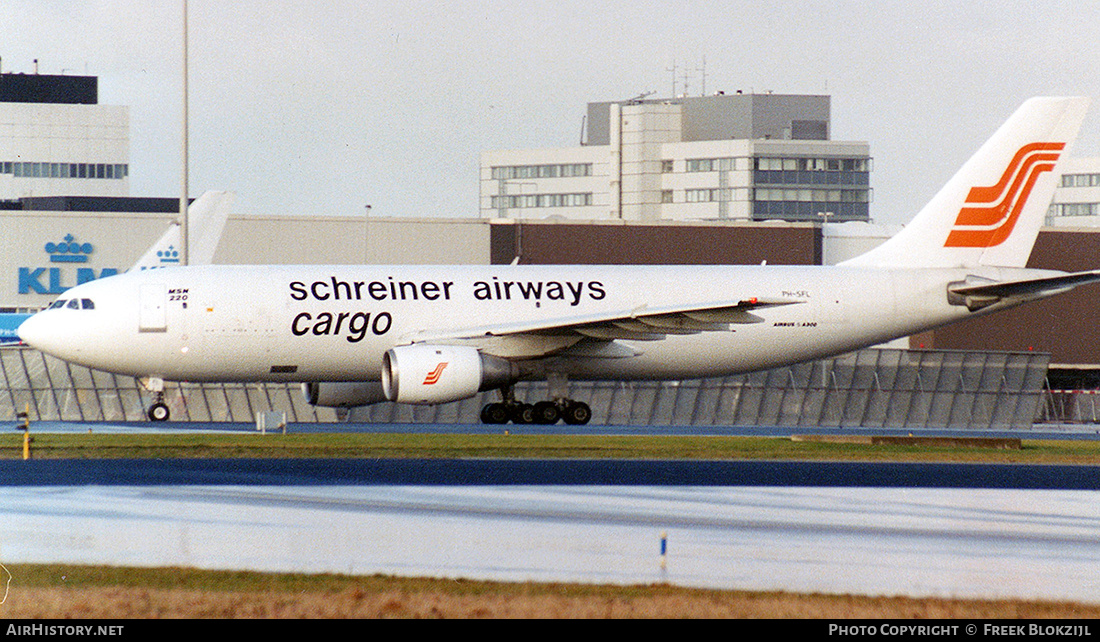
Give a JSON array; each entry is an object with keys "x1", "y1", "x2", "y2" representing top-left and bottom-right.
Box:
[{"x1": 5, "y1": 0, "x2": 1100, "y2": 226}]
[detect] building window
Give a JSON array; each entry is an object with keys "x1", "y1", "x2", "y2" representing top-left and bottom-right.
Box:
[
  {"x1": 492, "y1": 163, "x2": 592, "y2": 180},
  {"x1": 686, "y1": 188, "x2": 731, "y2": 203},
  {"x1": 754, "y1": 156, "x2": 871, "y2": 172},
  {"x1": 1061, "y1": 174, "x2": 1100, "y2": 188},
  {"x1": 661, "y1": 190, "x2": 674, "y2": 203},
  {"x1": 661, "y1": 160, "x2": 674, "y2": 173},
  {"x1": 1050, "y1": 203, "x2": 1098, "y2": 217},
  {"x1": 686, "y1": 188, "x2": 707, "y2": 202},
  {"x1": 1, "y1": 161, "x2": 128, "y2": 180},
  {"x1": 751, "y1": 185, "x2": 871, "y2": 222},
  {"x1": 754, "y1": 156, "x2": 871, "y2": 187},
  {"x1": 685, "y1": 158, "x2": 740, "y2": 172},
  {"x1": 491, "y1": 193, "x2": 593, "y2": 209},
  {"x1": 755, "y1": 188, "x2": 869, "y2": 203}
]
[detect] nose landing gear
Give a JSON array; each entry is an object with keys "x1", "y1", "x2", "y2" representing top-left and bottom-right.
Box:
[
  {"x1": 148, "y1": 399, "x2": 170, "y2": 422},
  {"x1": 140, "y1": 376, "x2": 171, "y2": 422}
]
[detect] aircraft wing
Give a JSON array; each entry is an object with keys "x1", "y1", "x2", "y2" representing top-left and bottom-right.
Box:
[
  {"x1": 404, "y1": 297, "x2": 804, "y2": 359},
  {"x1": 948, "y1": 270, "x2": 1100, "y2": 311}
]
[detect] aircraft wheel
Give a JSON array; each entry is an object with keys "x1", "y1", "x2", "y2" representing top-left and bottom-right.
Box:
[
  {"x1": 533, "y1": 401, "x2": 560, "y2": 425},
  {"x1": 562, "y1": 401, "x2": 592, "y2": 425},
  {"x1": 480, "y1": 402, "x2": 510, "y2": 424},
  {"x1": 511, "y1": 403, "x2": 535, "y2": 424},
  {"x1": 148, "y1": 402, "x2": 170, "y2": 422}
]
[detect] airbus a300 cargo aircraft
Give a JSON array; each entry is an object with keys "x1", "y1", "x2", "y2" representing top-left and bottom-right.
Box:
[{"x1": 17, "y1": 97, "x2": 1100, "y2": 423}]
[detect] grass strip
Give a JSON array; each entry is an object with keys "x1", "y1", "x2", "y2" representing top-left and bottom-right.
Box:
[
  {"x1": 4, "y1": 432, "x2": 1100, "y2": 463},
  {"x1": 4, "y1": 563, "x2": 1100, "y2": 619}
]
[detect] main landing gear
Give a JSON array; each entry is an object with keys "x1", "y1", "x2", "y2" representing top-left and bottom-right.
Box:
[{"x1": 479, "y1": 385, "x2": 592, "y2": 425}]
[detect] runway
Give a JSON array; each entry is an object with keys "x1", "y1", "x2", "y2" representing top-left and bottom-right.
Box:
[
  {"x1": 5, "y1": 483, "x2": 1100, "y2": 603},
  {"x1": 4, "y1": 451, "x2": 1100, "y2": 603}
]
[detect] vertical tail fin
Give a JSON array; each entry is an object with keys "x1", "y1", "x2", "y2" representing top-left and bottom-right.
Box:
[
  {"x1": 843, "y1": 97, "x2": 1090, "y2": 269},
  {"x1": 132, "y1": 191, "x2": 234, "y2": 270}
]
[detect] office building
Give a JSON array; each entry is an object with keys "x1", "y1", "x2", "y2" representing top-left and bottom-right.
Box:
[
  {"x1": 0, "y1": 72, "x2": 129, "y2": 200},
  {"x1": 1048, "y1": 157, "x2": 1100, "y2": 226},
  {"x1": 480, "y1": 93, "x2": 873, "y2": 223}
]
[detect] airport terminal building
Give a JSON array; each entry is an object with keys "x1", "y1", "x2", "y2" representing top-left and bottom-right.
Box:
[{"x1": 3, "y1": 72, "x2": 1100, "y2": 426}]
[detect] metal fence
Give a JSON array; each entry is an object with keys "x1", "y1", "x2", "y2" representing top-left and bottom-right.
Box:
[
  {"x1": 0, "y1": 346, "x2": 1054, "y2": 429},
  {"x1": 350, "y1": 348, "x2": 1052, "y2": 430},
  {"x1": 0, "y1": 346, "x2": 336, "y2": 423},
  {"x1": 1039, "y1": 390, "x2": 1100, "y2": 424}
]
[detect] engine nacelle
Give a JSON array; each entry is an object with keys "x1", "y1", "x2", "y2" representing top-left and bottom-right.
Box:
[
  {"x1": 302, "y1": 381, "x2": 387, "y2": 408},
  {"x1": 382, "y1": 344, "x2": 514, "y2": 405}
]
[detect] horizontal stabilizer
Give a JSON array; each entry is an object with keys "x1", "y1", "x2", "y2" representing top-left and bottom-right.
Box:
[{"x1": 947, "y1": 270, "x2": 1100, "y2": 311}]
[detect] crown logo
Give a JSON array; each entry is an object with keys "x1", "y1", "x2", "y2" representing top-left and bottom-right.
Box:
[
  {"x1": 45, "y1": 234, "x2": 93, "y2": 263},
  {"x1": 157, "y1": 245, "x2": 180, "y2": 265}
]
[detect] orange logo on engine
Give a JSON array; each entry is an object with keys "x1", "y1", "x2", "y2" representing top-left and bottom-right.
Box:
[
  {"x1": 944, "y1": 142, "x2": 1064, "y2": 248},
  {"x1": 423, "y1": 362, "x2": 448, "y2": 385}
]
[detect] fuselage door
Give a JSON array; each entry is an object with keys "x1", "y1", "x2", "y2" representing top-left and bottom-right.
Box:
[{"x1": 139, "y1": 283, "x2": 167, "y2": 332}]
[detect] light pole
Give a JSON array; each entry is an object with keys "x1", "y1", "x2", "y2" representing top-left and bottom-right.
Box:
[
  {"x1": 817, "y1": 211, "x2": 833, "y2": 265},
  {"x1": 180, "y1": 0, "x2": 189, "y2": 265},
  {"x1": 364, "y1": 204, "x2": 371, "y2": 263}
]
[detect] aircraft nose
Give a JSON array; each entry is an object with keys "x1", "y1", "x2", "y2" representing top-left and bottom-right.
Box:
[{"x1": 17, "y1": 312, "x2": 64, "y2": 355}]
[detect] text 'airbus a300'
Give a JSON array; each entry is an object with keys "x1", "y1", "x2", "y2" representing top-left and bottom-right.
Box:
[{"x1": 18, "y1": 97, "x2": 1100, "y2": 423}]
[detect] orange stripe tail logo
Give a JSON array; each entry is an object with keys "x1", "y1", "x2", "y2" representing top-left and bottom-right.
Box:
[
  {"x1": 944, "y1": 142, "x2": 1064, "y2": 248},
  {"x1": 422, "y1": 362, "x2": 448, "y2": 385}
]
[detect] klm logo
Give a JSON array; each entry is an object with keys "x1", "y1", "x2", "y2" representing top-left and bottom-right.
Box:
[
  {"x1": 158, "y1": 245, "x2": 180, "y2": 265},
  {"x1": 18, "y1": 234, "x2": 119, "y2": 294},
  {"x1": 47, "y1": 234, "x2": 93, "y2": 263}
]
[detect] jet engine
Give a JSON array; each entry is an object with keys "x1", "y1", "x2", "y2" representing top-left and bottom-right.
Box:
[
  {"x1": 302, "y1": 381, "x2": 387, "y2": 408},
  {"x1": 382, "y1": 344, "x2": 515, "y2": 404}
]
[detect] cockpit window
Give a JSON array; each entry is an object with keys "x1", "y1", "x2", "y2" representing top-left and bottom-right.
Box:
[{"x1": 46, "y1": 298, "x2": 95, "y2": 310}]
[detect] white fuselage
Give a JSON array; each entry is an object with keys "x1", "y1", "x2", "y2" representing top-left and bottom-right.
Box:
[{"x1": 17, "y1": 263, "x2": 1052, "y2": 385}]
